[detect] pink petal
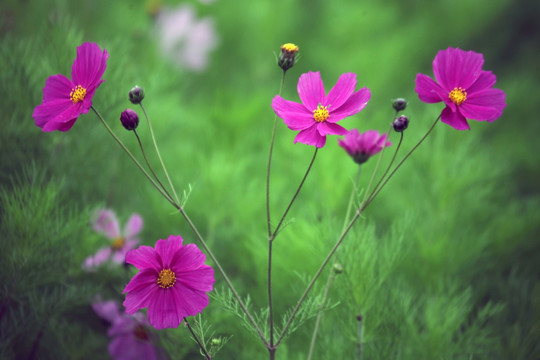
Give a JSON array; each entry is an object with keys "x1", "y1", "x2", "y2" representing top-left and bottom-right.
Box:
[
  {"x1": 48, "y1": 119, "x2": 78, "y2": 132},
  {"x1": 155, "y1": 236, "x2": 183, "y2": 269},
  {"x1": 271, "y1": 95, "x2": 314, "y2": 130},
  {"x1": 33, "y1": 99, "x2": 74, "y2": 129},
  {"x1": 171, "y1": 283, "x2": 209, "y2": 318},
  {"x1": 328, "y1": 87, "x2": 371, "y2": 123},
  {"x1": 433, "y1": 47, "x2": 483, "y2": 90},
  {"x1": 460, "y1": 88, "x2": 506, "y2": 121},
  {"x1": 125, "y1": 246, "x2": 160, "y2": 271},
  {"x1": 171, "y1": 243, "x2": 207, "y2": 273},
  {"x1": 92, "y1": 298, "x2": 121, "y2": 323},
  {"x1": 293, "y1": 124, "x2": 326, "y2": 148},
  {"x1": 71, "y1": 42, "x2": 109, "y2": 90},
  {"x1": 177, "y1": 265, "x2": 215, "y2": 292},
  {"x1": 324, "y1": 73, "x2": 357, "y2": 110},
  {"x1": 124, "y1": 214, "x2": 143, "y2": 238},
  {"x1": 147, "y1": 288, "x2": 183, "y2": 329},
  {"x1": 415, "y1": 73, "x2": 446, "y2": 104},
  {"x1": 82, "y1": 247, "x2": 112, "y2": 270},
  {"x1": 123, "y1": 270, "x2": 159, "y2": 314},
  {"x1": 93, "y1": 209, "x2": 121, "y2": 239},
  {"x1": 297, "y1": 71, "x2": 325, "y2": 111},
  {"x1": 441, "y1": 106, "x2": 470, "y2": 130},
  {"x1": 466, "y1": 70, "x2": 496, "y2": 94},
  {"x1": 317, "y1": 122, "x2": 348, "y2": 136},
  {"x1": 41, "y1": 74, "x2": 73, "y2": 102}
]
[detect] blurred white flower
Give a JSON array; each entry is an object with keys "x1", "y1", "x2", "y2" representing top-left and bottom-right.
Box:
[{"x1": 155, "y1": 4, "x2": 219, "y2": 72}]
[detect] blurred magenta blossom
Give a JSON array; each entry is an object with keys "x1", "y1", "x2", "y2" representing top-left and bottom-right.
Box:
[
  {"x1": 123, "y1": 235, "x2": 215, "y2": 329},
  {"x1": 415, "y1": 47, "x2": 506, "y2": 130},
  {"x1": 338, "y1": 129, "x2": 391, "y2": 165},
  {"x1": 272, "y1": 71, "x2": 371, "y2": 148},
  {"x1": 83, "y1": 210, "x2": 143, "y2": 271},
  {"x1": 92, "y1": 297, "x2": 160, "y2": 360},
  {"x1": 155, "y1": 4, "x2": 219, "y2": 72},
  {"x1": 32, "y1": 42, "x2": 108, "y2": 132}
]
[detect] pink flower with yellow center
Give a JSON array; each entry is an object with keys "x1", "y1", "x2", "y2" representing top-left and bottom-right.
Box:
[
  {"x1": 415, "y1": 47, "x2": 506, "y2": 130},
  {"x1": 338, "y1": 129, "x2": 391, "y2": 165},
  {"x1": 123, "y1": 235, "x2": 215, "y2": 329},
  {"x1": 83, "y1": 209, "x2": 143, "y2": 271},
  {"x1": 272, "y1": 71, "x2": 371, "y2": 148},
  {"x1": 32, "y1": 42, "x2": 108, "y2": 132}
]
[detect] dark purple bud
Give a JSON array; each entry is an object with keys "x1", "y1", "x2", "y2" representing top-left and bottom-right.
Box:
[
  {"x1": 278, "y1": 43, "x2": 299, "y2": 72},
  {"x1": 392, "y1": 98, "x2": 407, "y2": 112},
  {"x1": 393, "y1": 115, "x2": 409, "y2": 132},
  {"x1": 129, "y1": 86, "x2": 144, "y2": 104},
  {"x1": 120, "y1": 109, "x2": 139, "y2": 131}
]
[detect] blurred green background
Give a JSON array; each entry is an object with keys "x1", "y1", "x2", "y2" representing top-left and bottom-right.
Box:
[{"x1": 1, "y1": 0, "x2": 539, "y2": 359}]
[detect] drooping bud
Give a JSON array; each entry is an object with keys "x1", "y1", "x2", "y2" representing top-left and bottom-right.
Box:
[
  {"x1": 211, "y1": 338, "x2": 221, "y2": 347},
  {"x1": 120, "y1": 109, "x2": 139, "y2": 131},
  {"x1": 393, "y1": 115, "x2": 409, "y2": 132},
  {"x1": 392, "y1": 98, "x2": 407, "y2": 112},
  {"x1": 278, "y1": 43, "x2": 299, "y2": 72},
  {"x1": 338, "y1": 129, "x2": 391, "y2": 165},
  {"x1": 129, "y1": 86, "x2": 145, "y2": 104}
]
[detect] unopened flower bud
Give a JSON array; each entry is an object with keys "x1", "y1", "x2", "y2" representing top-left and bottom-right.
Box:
[
  {"x1": 129, "y1": 86, "x2": 144, "y2": 104},
  {"x1": 278, "y1": 43, "x2": 299, "y2": 72},
  {"x1": 333, "y1": 263, "x2": 343, "y2": 274},
  {"x1": 120, "y1": 109, "x2": 139, "y2": 130},
  {"x1": 393, "y1": 115, "x2": 409, "y2": 132},
  {"x1": 211, "y1": 338, "x2": 221, "y2": 346},
  {"x1": 392, "y1": 98, "x2": 407, "y2": 112}
]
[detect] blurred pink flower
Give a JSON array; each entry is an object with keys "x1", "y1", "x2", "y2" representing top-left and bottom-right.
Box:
[
  {"x1": 32, "y1": 42, "x2": 108, "y2": 132},
  {"x1": 272, "y1": 71, "x2": 371, "y2": 148},
  {"x1": 92, "y1": 297, "x2": 160, "y2": 360},
  {"x1": 338, "y1": 129, "x2": 391, "y2": 164},
  {"x1": 155, "y1": 4, "x2": 219, "y2": 72},
  {"x1": 415, "y1": 47, "x2": 506, "y2": 130},
  {"x1": 123, "y1": 235, "x2": 215, "y2": 329},
  {"x1": 83, "y1": 210, "x2": 143, "y2": 270}
]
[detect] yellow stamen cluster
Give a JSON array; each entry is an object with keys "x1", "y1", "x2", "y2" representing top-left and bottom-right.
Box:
[
  {"x1": 70, "y1": 85, "x2": 87, "y2": 103},
  {"x1": 157, "y1": 269, "x2": 176, "y2": 289},
  {"x1": 448, "y1": 87, "x2": 467, "y2": 106},
  {"x1": 313, "y1": 105, "x2": 329, "y2": 122},
  {"x1": 281, "y1": 43, "x2": 299, "y2": 54},
  {"x1": 111, "y1": 237, "x2": 126, "y2": 251}
]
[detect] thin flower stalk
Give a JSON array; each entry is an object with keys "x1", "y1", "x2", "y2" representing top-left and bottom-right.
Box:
[{"x1": 185, "y1": 318, "x2": 212, "y2": 360}]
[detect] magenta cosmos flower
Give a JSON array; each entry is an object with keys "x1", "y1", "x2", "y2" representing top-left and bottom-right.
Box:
[
  {"x1": 415, "y1": 47, "x2": 506, "y2": 130},
  {"x1": 92, "y1": 298, "x2": 161, "y2": 360},
  {"x1": 32, "y1": 42, "x2": 108, "y2": 132},
  {"x1": 338, "y1": 129, "x2": 391, "y2": 165},
  {"x1": 272, "y1": 71, "x2": 371, "y2": 148},
  {"x1": 123, "y1": 235, "x2": 215, "y2": 329},
  {"x1": 83, "y1": 209, "x2": 143, "y2": 270}
]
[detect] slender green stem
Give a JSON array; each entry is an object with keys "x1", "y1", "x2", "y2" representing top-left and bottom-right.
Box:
[
  {"x1": 93, "y1": 106, "x2": 268, "y2": 347},
  {"x1": 307, "y1": 166, "x2": 362, "y2": 359},
  {"x1": 184, "y1": 317, "x2": 212, "y2": 360},
  {"x1": 270, "y1": 148, "x2": 318, "y2": 241},
  {"x1": 366, "y1": 115, "x2": 440, "y2": 206},
  {"x1": 91, "y1": 106, "x2": 176, "y2": 206},
  {"x1": 266, "y1": 70, "x2": 287, "y2": 352},
  {"x1": 367, "y1": 131, "x2": 404, "y2": 202},
  {"x1": 132, "y1": 129, "x2": 174, "y2": 201},
  {"x1": 356, "y1": 315, "x2": 363, "y2": 360},
  {"x1": 267, "y1": 70, "x2": 287, "y2": 237},
  {"x1": 139, "y1": 102, "x2": 180, "y2": 205},
  {"x1": 278, "y1": 114, "x2": 441, "y2": 346}
]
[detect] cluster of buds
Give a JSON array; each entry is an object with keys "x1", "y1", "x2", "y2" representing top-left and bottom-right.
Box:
[
  {"x1": 278, "y1": 43, "x2": 299, "y2": 72},
  {"x1": 391, "y1": 98, "x2": 409, "y2": 132},
  {"x1": 120, "y1": 86, "x2": 146, "y2": 131}
]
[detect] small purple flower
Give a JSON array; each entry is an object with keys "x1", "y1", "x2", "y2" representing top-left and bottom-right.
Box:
[
  {"x1": 123, "y1": 235, "x2": 215, "y2": 329},
  {"x1": 272, "y1": 71, "x2": 371, "y2": 148},
  {"x1": 415, "y1": 47, "x2": 506, "y2": 130},
  {"x1": 338, "y1": 129, "x2": 391, "y2": 165},
  {"x1": 92, "y1": 298, "x2": 160, "y2": 360},
  {"x1": 83, "y1": 210, "x2": 143, "y2": 270},
  {"x1": 32, "y1": 42, "x2": 108, "y2": 132}
]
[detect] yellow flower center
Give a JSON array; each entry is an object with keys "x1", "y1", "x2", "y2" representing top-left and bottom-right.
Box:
[
  {"x1": 157, "y1": 269, "x2": 176, "y2": 289},
  {"x1": 70, "y1": 85, "x2": 87, "y2": 103},
  {"x1": 313, "y1": 105, "x2": 329, "y2": 123},
  {"x1": 448, "y1": 87, "x2": 467, "y2": 106},
  {"x1": 111, "y1": 237, "x2": 125, "y2": 251},
  {"x1": 281, "y1": 43, "x2": 299, "y2": 54}
]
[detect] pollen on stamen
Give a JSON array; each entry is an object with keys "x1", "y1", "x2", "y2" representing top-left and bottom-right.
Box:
[
  {"x1": 313, "y1": 105, "x2": 329, "y2": 123},
  {"x1": 448, "y1": 87, "x2": 467, "y2": 106},
  {"x1": 70, "y1": 85, "x2": 87, "y2": 103},
  {"x1": 157, "y1": 269, "x2": 176, "y2": 289}
]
